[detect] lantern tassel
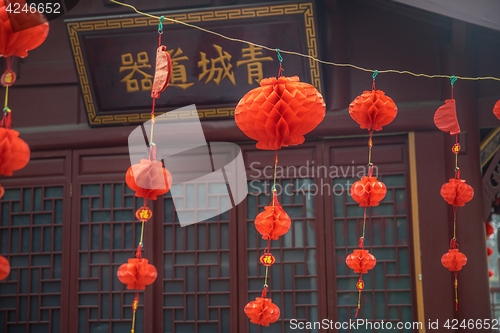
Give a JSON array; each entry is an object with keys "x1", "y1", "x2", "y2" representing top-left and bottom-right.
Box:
[
  {"x1": 355, "y1": 275, "x2": 364, "y2": 318},
  {"x1": 131, "y1": 293, "x2": 139, "y2": 333},
  {"x1": 0, "y1": 108, "x2": 11, "y2": 129},
  {"x1": 454, "y1": 272, "x2": 458, "y2": 311},
  {"x1": 355, "y1": 292, "x2": 361, "y2": 317}
]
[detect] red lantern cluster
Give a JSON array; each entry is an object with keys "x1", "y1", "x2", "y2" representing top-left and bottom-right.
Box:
[
  {"x1": 440, "y1": 178, "x2": 474, "y2": 207},
  {"x1": 117, "y1": 258, "x2": 157, "y2": 290},
  {"x1": 244, "y1": 290, "x2": 280, "y2": 327},
  {"x1": 435, "y1": 81, "x2": 473, "y2": 311},
  {"x1": 493, "y1": 100, "x2": 500, "y2": 120},
  {"x1": 236, "y1": 67, "x2": 325, "y2": 326},
  {"x1": 0, "y1": 255, "x2": 10, "y2": 280},
  {"x1": 346, "y1": 80, "x2": 398, "y2": 317},
  {"x1": 434, "y1": 99, "x2": 460, "y2": 135},
  {"x1": 235, "y1": 75, "x2": 326, "y2": 150},
  {"x1": 486, "y1": 221, "x2": 495, "y2": 238},
  {"x1": 441, "y1": 249, "x2": 467, "y2": 272},
  {"x1": 254, "y1": 191, "x2": 291, "y2": 240},
  {"x1": 125, "y1": 159, "x2": 172, "y2": 200},
  {"x1": 0, "y1": 0, "x2": 49, "y2": 58},
  {"x1": 350, "y1": 176, "x2": 387, "y2": 207},
  {"x1": 348, "y1": 89, "x2": 398, "y2": 131},
  {"x1": 346, "y1": 249, "x2": 377, "y2": 274},
  {"x1": 0, "y1": 127, "x2": 30, "y2": 176}
]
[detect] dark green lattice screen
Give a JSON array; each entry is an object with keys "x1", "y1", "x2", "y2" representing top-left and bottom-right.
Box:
[
  {"x1": 0, "y1": 186, "x2": 65, "y2": 333},
  {"x1": 77, "y1": 183, "x2": 145, "y2": 333},
  {"x1": 246, "y1": 178, "x2": 319, "y2": 333},
  {"x1": 334, "y1": 174, "x2": 413, "y2": 332}
]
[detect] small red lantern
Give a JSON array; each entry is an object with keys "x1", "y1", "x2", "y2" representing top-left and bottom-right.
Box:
[
  {"x1": 486, "y1": 222, "x2": 495, "y2": 238},
  {"x1": 346, "y1": 249, "x2": 377, "y2": 274},
  {"x1": 489, "y1": 269, "x2": 495, "y2": 278},
  {"x1": 254, "y1": 192, "x2": 291, "y2": 240},
  {"x1": 487, "y1": 247, "x2": 494, "y2": 256},
  {"x1": 0, "y1": 127, "x2": 30, "y2": 176},
  {"x1": 349, "y1": 90, "x2": 398, "y2": 131},
  {"x1": 235, "y1": 76, "x2": 326, "y2": 150},
  {"x1": 493, "y1": 100, "x2": 500, "y2": 120},
  {"x1": 244, "y1": 296, "x2": 280, "y2": 326},
  {"x1": 441, "y1": 249, "x2": 467, "y2": 272},
  {"x1": 0, "y1": 255, "x2": 10, "y2": 280},
  {"x1": 440, "y1": 178, "x2": 474, "y2": 207},
  {"x1": 125, "y1": 159, "x2": 172, "y2": 200},
  {"x1": 117, "y1": 258, "x2": 157, "y2": 290},
  {"x1": 0, "y1": 0, "x2": 49, "y2": 58},
  {"x1": 434, "y1": 99, "x2": 461, "y2": 135},
  {"x1": 350, "y1": 176, "x2": 387, "y2": 207}
]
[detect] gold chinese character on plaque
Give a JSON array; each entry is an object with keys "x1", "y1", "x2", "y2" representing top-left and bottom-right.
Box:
[
  {"x1": 198, "y1": 44, "x2": 236, "y2": 85},
  {"x1": 119, "y1": 52, "x2": 153, "y2": 93},
  {"x1": 236, "y1": 44, "x2": 273, "y2": 84},
  {"x1": 167, "y1": 47, "x2": 195, "y2": 90}
]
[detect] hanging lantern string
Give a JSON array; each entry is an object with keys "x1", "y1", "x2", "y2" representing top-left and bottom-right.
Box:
[
  {"x1": 139, "y1": 198, "x2": 149, "y2": 247},
  {"x1": 276, "y1": 49, "x2": 284, "y2": 77},
  {"x1": 272, "y1": 151, "x2": 278, "y2": 194},
  {"x1": 149, "y1": 16, "x2": 164, "y2": 146},
  {"x1": 109, "y1": 0, "x2": 500, "y2": 82},
  {"x1": 361, "y1": 208, "x2": 367, "y2": 243},
  {"x1": 371, "y1": 70, "x2": 378, "y2": 90},
  {"x1": 130, "y1": 293, "x2": 140, "y2": 333},
  {"x1": 355, "y1": 275, "x2": 363, "y2": 317},
  {"x1": 3, "y1": 86, "x2": 8, "y2": 110},
  {"x1": 263, "y1": 239, "x2": 272, "y2": 287},
  {"x1": 453, "y1": 207, "x2": 457, "y2": 240}
]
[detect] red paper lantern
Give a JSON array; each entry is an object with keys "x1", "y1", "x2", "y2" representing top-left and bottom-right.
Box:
[
  {"x1": 125, "y1": 159, "x2": 172, "y2": 200},
  {"x1": 0, "y1": 255, "x2": 10, "y2": 280},
  {"x1": 440, "y1": 178, "x2": 474, "y2": 207},
  {"x1": 346, "y1": 249, "x2": 377, "y2": 274},
  {"x1": 350, "y1": 176, "x2": 387, "y2": 207},
  {"x1": 349, "y1": 90, "x2": 398, "y2": 131},
  {"x1": 493, "y1": 100, "x2": 500, "y2": 120},
  {"x1": 441, "y1": 249, "x2": 467, "y2": 272},
  {"x1": 254, "y1": 192, "x2": 291, "y2": 240},
  {"x1": 487, "y1": 247, "x2": 494, "y2": 256},
  {"x1": 235, "y1": 76, "x2": 326, "y2": 150},
  {"x1": 486, "y1": 222, "x2": 495, "y2": 238},
  {"x1": 0, "y1": 127, "x2": 30, "y2": 176},
  {"x1": 434, "y1": 99, "x2": 461, "y2": 135},
  {"x1": 117, "y1": 258, "x2": 157, "y2": 290},
  {"x1": 0, "y1": 0, "x2": 49, "y2": 58},
  {"x1": 489, "y1": 269, "x2": 495, "y2": 278},
  {"x1": 244, "y1": 297, "x2": 280, "y2": 326}
]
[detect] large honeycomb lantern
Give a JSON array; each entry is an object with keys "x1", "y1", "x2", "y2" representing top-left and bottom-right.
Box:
[{"x1": 235, "y1": 76, "x2": 326, "y2": 150}]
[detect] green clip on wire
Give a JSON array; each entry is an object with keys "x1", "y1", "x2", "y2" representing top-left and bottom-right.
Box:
[
  {"x1": 276, "y1": 48, "x2": 283, "y2": 63},
  {"x1": 158, "y1": 15, "x2": 164, "y2": 33},
  {"x1": 450, "y1": 75, "x2": 457, "y2": 86},
  {"x1": 372, "y1": 70, "x2": 379, "y2": 80}
]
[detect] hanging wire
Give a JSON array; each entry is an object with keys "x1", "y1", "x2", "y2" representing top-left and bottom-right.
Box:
[{"x1": 109, "y1": 0, "x2": 500, "y2": 82}]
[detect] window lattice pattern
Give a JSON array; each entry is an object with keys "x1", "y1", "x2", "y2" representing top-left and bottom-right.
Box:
[
  {"x1": 162, "y1": 192, "x2": 231, "y2": 333},
  {"x1": 334, "y1": 174, "x2": 412, "y2": 333},
  {"x1": 0, "y1": 187, "x2": 64, "y2": 333},
  {"x1": 78, "y1": 183, "x2": 144, "y2": 333},
  {"x1": 247, "y1": 178, "x2": 318, "y2": 333}
]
